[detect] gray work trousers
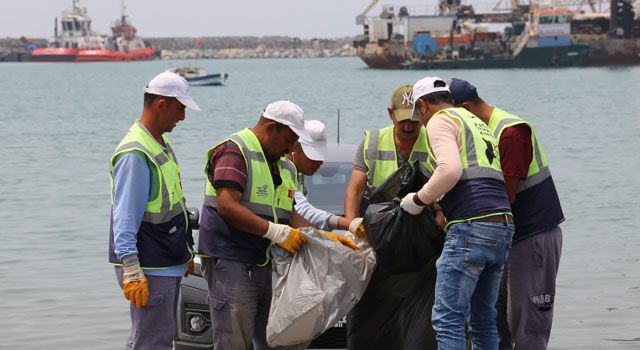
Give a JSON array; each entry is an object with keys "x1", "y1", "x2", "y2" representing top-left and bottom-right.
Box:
[
  {"x1": 202, "y1": 257, "x2": 274, "y2": 350},
  {"x1": 497, "y1": 226, "x2": 563, "y2": 350},
  {"x1": 115, "y1": 267, "x2": 181, "y2": 350},
  {"x1": 202, "y1": 257, "x2": 308, "y2": 350}
]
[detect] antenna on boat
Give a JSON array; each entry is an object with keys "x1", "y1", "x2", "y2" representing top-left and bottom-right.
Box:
[
  {"x1": 337, "y1": 108, "x2": 341, "y2": 144},
  {"x1": 72, "y1": 0, "x2": 79, "y2": 12}
]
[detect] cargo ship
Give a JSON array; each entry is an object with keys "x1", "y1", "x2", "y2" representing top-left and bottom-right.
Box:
[
  {"x1": 353, "y1": 0, "x2": 637, "y2": 69},
  {"x1": 31, "y1": 0, "x2": 156, "y2": 62}
]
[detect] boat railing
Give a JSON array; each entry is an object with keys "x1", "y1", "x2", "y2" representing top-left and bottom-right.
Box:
[{"x1": 390, "y1": 2, "x2": 511, "y2": 17}]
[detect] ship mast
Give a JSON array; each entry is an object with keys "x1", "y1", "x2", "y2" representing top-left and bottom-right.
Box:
[{"x1": 121, "y1": 0, "x2": 128, "y2": 24}]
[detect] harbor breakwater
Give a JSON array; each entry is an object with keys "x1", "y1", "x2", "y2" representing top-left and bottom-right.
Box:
[{"x1": 148, "y1": 36, "x2": 357, "y2": 59}]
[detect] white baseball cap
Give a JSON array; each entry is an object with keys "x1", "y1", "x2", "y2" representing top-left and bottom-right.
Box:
[
  {"x1": 262, "y1": 101, "x2": 312, "y2": 143},
  {"x1": 300, "y1": 120, "x2": 328, "y2": 161},
  {"x1": 411, "y1": 76, "x2": 450, "y2": 116},
  {"x1": 144, "y1": 71, "x2": 201, "y2": 111}
]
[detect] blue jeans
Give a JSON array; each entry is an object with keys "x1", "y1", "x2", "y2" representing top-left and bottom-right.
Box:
[{"x1": 432, "y1": 221, "x2": 514, "y2": 350}]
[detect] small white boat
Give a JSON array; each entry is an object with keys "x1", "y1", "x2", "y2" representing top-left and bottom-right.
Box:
[{"x1": 169, "y1": 67, "x2": 228, "y2": 86}]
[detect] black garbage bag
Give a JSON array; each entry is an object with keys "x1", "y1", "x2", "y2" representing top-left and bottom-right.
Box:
[
  {"x1": 347, "y1": 161, "x2": 444, "y2": 350},
  {"x1": 364, "y1": 200, "x2": 441, "y2": 274},
  {"x1": 363, "y1": 161, "x2": 443, "y2": 274},
  {"x1": 347, "y1": 259, "x2": 439, "y2": 350},
  {"x1": 364, "y1": 160, "x2": 429, "y2": 206}
]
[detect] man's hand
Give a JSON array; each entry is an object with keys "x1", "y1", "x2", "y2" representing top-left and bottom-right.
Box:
[
  {"x1": 324, "y1": 231, "x2": 358, "y2": 251},
  {"x1": 348, "y1": 218, "x2": 365, "y2": 238},
  {"x1": 184, "y1": 259, "x2": 195, "y2": 277},
  {"x1": 400, "y1": 192, "x2": 425, "y2": 215},
  {"x1": 435, "y1": 210, "x2": 447, "y2": 230},
  {"x1": 122, "y1": 255, "x2": 148, "y2": 308},
  {"x1": 264, "y1": 222, "x2": 306, "y2": 254}
]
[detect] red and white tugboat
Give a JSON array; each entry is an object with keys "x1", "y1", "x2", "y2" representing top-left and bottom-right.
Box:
[{"x1": 31, "y1": 0, "x2": 156, "y2": 62}]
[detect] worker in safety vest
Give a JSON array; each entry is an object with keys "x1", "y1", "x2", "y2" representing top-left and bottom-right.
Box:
[
  {"x1": 344, "y1": 84, "x2": 437, "y2": 235},
  {"x1": 109, "y1": 71, "x2": 200, "y2": 350},
  {"x1": 286, "y1": 119, "x2": 357, "y2": 249},
  {"x1": 450, "y1": 78, "x2": 564, "y2": 350},
  {"x1": 401, "y1": 76, "x2": 514, "y2": 349},
  {"x1": 197, "y1": 101, "x2": 319, "y2": 349}
]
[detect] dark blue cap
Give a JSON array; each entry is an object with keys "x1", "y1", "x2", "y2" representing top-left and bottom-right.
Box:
[{"x1": 449, "y1": 78, "x2": 478, "y2": 105}]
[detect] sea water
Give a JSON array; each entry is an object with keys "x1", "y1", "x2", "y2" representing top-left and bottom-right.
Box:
[{"x1": 0, "y1": 58, "x2": 638, "y2": 349}]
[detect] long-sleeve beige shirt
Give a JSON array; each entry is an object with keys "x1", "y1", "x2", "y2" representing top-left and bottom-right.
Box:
[{"x1": 417, "y1": 114, "x2": 463, "y2": 205}]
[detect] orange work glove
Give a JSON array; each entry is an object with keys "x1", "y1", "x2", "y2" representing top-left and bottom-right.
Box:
[
  {"x1": 324, "y1": 231, "x2": 358, "y2": 251},
  {"x1": 123, "y1": 277, "x2": 149, "y2": 308},
  {"x1": 184, "y1": 259, "x2": 195, "y2": 277},
  {"x1": 264, "y1": 222, "x2": 306, "y2": 254},
  {"x1": 277, "y1": 228, "x2": 306, "y2": 255},
  {"x1": 435, "y1": 210, "x2": 447, "y2": 231},
  {"x1": 122, "y1": 255, "x2": 148, "y2": 308}
]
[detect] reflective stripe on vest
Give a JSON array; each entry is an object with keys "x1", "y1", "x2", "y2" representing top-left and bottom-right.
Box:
[
  {"x1": 110, "y1": 122, "x2": 188, "y2": 225},
  {"x1": 489, "y1": 108, "x2": 551, "y2": 193},
  {"x1": 363, "y1": 125, "x2": 434, "y2": 187},
  {"x1": 428, "y1": 108, "x2": 510, "y2": 229},
  {"x1": 440, "y1": 108, "x2": 504, "y2": 182},
  {"x1": 296, "y1": 173, "x2": 307, "y2": 195},
  {"x1": 203, "y1": 128, "x2": 296, "y2": 223}
]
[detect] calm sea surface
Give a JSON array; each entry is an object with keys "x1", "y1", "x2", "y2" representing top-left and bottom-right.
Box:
[{"x1": 0, "y1": 58, "x2": 638, "y2": 349}]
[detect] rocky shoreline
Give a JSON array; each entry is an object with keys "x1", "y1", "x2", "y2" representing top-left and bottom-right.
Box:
[{"x1": 146, "y1": 36, "x2": 357, "y2": 59}]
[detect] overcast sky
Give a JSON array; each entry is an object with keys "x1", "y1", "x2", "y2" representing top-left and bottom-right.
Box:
[{"x1": 0, "y1": 0, "x2": 451, "y2": 39}]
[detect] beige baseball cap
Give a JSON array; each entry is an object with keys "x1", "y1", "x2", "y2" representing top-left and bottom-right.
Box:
[{"x1": 390, "y1": 85, "x2": 419, "y2": 122}]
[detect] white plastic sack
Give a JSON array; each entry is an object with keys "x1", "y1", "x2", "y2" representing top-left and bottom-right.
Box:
[{"x1": 266, "y1": 228, "x2": 376, "y2": 347}]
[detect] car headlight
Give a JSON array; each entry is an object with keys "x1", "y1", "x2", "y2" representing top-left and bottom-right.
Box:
[{"x1": 186, "y1": 312, "x2": 208, "y2": 333}]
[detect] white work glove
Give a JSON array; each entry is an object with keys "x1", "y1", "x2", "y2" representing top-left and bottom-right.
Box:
[
  {"x1": 264, "y1": 222, "x2": 291, "y2": 243},
  {"x1": 348, "y1": 217, "x2": 365, "y2": 238},
  {"x1": 400, "y1": 192, "x2": 425, "y2": 215},
  {"x1": 122, "y1": 254, "x2": 145, "y2": 282},
  {"x1": 264, "y1": 222, "x2": 305, "y2": 254}
]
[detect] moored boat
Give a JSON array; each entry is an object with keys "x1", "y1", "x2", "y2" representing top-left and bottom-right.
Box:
[
  {"x1": 31, "y1": 0, "x2": 156, "y2": 62},
  {"x1": 169, "y1": 67, "x2": 229, "y2": 86}
]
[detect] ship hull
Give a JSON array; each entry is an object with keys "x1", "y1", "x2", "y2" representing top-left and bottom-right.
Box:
[
  {"x1": 31, "y1": 47, "x2": 156, "y2": 62},
  {"x1": 357, "y1": 44, "x2": 589, "y2": 70},
  {"x1": 575, "y1": 37, "x2": 640, "y2": 66},
  {"x1": 186, "y1": 73, "x2": 229, "y2": 86},
  {"x1": 30, "y1": 48, "x2": 79, "y2": 62}
]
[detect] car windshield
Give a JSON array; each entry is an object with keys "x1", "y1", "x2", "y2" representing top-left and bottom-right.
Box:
[{"x1": 305, "y1": 162, "x2": 352, "y2": 215}]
